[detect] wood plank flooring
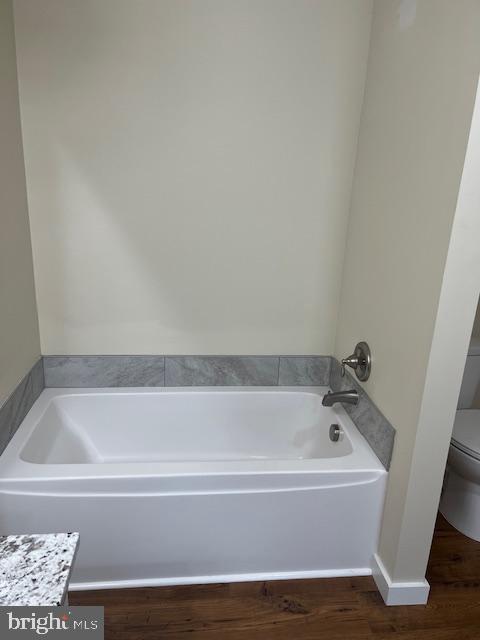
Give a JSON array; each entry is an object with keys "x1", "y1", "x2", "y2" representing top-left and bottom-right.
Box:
[{"x1": 70, "y1": 515, "x2": 480, "y2": 639}]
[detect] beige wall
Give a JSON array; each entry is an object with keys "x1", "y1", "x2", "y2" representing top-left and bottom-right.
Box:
[
  {"x1": 335, "y1": 0, "x2": 480, "y2": 582},
  {"x1": 0, "y1": 0, "x2": 40, "y2": 406},
  {"x1": 14, "y1": 0, "x2": 372, "y2": 356}
]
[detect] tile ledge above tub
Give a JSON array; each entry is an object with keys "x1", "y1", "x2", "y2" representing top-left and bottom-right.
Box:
[{"x1": 43, "y1": 355, "x2": 332, "y2": 388}]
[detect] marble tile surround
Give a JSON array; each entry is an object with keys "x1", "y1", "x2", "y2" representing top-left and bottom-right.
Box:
[
  {"x1": 0, "y1": 355, "x2": 394, "y2": 469},
  {"x1": 0, "y1": 358, "x2": 44, "y2": 456},
  {"x1": 44, "y1": 355, "x2": 165, "y2": 387},
  {"x1": 330, "y1": 358, "x2": 395, "y2": 469},
  {"x1": 278, "y1": 356, "x2": 331, "y2": 386},
  {"x1": 43, "y1": 355, "x2": 331, "y2": 388},
  {"x1": 165, "y1": 356, "x2": 279, "y2": 386}
]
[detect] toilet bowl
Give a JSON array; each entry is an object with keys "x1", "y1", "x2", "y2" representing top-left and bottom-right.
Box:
[{"x1": 440, "y1": 409, "x2": 480, "y2": 541}]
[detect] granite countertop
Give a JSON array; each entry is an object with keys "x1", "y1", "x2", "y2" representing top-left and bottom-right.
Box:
[{"x1": 0, "y1": 532, "x2": 79, "y2": 606}]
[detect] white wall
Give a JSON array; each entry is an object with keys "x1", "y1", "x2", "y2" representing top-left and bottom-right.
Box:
[
  {"x1": 335, "y1": 0, "x2": 480, "y2": 584},
  {"x1": 0, "y1": 0, "x2": 40, "y2": 406},
  {"x1": 14, "y1": 0, "x2": 372, "y2": 356}
]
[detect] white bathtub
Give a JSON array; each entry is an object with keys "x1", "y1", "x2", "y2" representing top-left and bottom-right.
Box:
[{"x1": 0, "y1": 387, "x2": 387, "y2": 590}]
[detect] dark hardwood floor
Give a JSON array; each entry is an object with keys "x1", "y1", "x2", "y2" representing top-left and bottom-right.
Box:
[{"x1": 70, "y1": 515, "x2": 480, "y2": 639}]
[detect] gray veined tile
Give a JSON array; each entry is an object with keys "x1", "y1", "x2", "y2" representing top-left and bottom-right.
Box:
[
  {"x1": 278, "y1": 356, "x2": 331, "y2": 386},
  {"x1": 329, "y1": 358, "x2": 395, "y2": 469},
  {"x1": 43, "y1": 355, "x2": 165, "y2": 387},
  {"x1": 0, "y1": 358, "x2": 44, "y2": 455},
  {"x1": 165, "y1": 356, "x2": 279, "y2": 386}
]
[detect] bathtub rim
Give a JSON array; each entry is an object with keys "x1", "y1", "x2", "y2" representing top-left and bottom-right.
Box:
[{"x1": 0, "y1": 387, "x2": 386, "y2": 486}]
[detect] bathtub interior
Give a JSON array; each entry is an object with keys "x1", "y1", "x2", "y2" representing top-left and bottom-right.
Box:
[{"x1": 19, "y1": 389, "x2": 354, "y2": 465}]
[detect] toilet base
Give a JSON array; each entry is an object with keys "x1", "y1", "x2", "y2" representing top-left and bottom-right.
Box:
[{"x1": 440, "y1": 465, "x2": 480, "y2": 542}]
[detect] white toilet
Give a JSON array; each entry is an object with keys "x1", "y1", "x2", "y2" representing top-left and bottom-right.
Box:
[{"x1": 440, "y1": 336, "x2": 480, "y2": 541}]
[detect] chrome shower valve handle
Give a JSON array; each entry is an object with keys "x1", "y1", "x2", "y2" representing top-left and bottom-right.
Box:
[
  {"x1": 340, "y1": 341, "x2": 371, "y2": 382},
  {"x1": 341, "y1": 355, "x2": 360, "y2": 377}
]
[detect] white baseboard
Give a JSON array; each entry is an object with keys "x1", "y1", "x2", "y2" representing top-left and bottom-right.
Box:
[
  {"x1": 70, "y1": 567, "x2": 372, "y2": 592},
  {"x1": 372, "y1": 554, "x2": 430, "y2": 606}
]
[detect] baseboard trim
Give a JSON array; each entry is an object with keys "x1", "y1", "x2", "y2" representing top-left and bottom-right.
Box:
[
  {"x1": 372, "y1": 554, "x2": 430, "y2": 606},
  {"x1": 70, "y1": 566, "x2": 372, "y2": 591}
]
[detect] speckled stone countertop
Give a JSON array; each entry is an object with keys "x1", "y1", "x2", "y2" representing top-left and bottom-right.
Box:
[{"x1": 0, "y1": 533, "x2": 79, "y2": 606}]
